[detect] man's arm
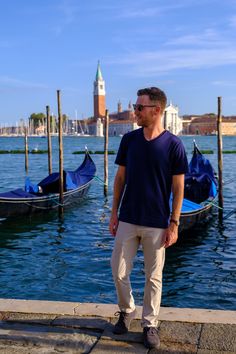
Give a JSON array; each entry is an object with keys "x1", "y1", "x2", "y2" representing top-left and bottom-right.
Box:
[
  {"x1": 164, "y1": 174, "x2": 185, "y2": 248},
  {"x1": 171, "y1": 174, "x2": 185, "y2": 222},
  {"x1": 109, "y1": 165, "x2": 126, "y2": 236}
]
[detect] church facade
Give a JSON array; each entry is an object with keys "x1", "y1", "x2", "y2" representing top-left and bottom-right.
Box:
[{"x1": 163, "y1": 103, "x2": 182, "y2": 135}]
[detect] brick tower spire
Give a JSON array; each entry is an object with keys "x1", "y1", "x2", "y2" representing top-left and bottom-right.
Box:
[{"x1": 93, "y1": 61, "x2": 106, "y2": 119}]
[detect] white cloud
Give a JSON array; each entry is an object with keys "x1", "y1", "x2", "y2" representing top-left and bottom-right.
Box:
[
  {"x1": 105, "y1": 16, "x2": 236, "y2": 77},
  {"x1": 117, "y1": 7, "x2": 161, "y2": 19},
  {"x1": 0, "y1": 76, "x2": 47, "y2": 89},
  {"x1": 57, "y1": 0, "x2": 78, "y2": 24},
  {"x1": 49, "y1": 0, "x2": 80, "y2": 36},
  {"x1": 106, "y1": 46, "x2": 236, "y2": 76},
  {"x1": 165, "y1": 29, "x2": 226, "y2": 47},
  {"x1": 212, "y1": 80, "x2": 236, "y2": 87},
  {"x1": 112, "y1": 0, "x2": 218, "y2": 20}
]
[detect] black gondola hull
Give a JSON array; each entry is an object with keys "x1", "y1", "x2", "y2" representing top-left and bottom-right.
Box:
[
  {"x1": 0, "y1": 152, "x2": 96, "y2": 219},
  {"x1": 179, "y1": 196, "x2": 217, "y2": 233},
  {"x1": 0, "y1": 181, "x2": 93, "y2": 218}
]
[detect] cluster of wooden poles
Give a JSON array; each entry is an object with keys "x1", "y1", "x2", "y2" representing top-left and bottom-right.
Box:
[{"x1": 24, "y1": 90, "x2": 110, "y2": 218}]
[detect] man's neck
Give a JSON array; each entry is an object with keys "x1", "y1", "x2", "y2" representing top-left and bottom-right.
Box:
[{"x1": 143, "y1": 125, "x2": 165, "y2": 141}]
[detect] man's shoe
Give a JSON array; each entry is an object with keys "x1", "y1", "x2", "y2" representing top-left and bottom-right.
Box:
[
  {"x1": 113, "y1": 309, "x2": 136, "y2": 334},
  {"x1": 143, "y1": 327, "x2": 160, "y2": 349}
]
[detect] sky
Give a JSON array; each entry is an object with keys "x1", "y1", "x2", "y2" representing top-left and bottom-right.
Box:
[{"x1": 0, "y1": 0, "x2": 236, "y2": 124}]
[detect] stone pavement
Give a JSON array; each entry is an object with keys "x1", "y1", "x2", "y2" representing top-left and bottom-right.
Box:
[{"x1": 0, "y1": 299, "x2": 235, "y2": 353}]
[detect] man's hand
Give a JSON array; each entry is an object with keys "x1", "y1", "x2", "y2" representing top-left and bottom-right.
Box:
[
  {"x1": 109, "y1": 212, "x2": 119, "y2": 237},
  {"x1": 164, "y1": 223, "x2": 178, "y2": 248},
  {"x1": 109, "y1": 165, "x2": 125, "y2": 237}
]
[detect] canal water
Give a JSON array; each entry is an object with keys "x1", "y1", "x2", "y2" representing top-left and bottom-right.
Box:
[{"x1": 0, "y1": 135, "x2": 235, "y2": 310}]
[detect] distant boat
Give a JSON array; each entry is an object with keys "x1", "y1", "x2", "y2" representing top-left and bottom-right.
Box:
[
  {"x1": 76, "y1": 132, "x2": 91, "y2": 137},
  {"x1": 32, "y1": 145, "x2": 39, "y2": 153},
  {"x1": 175, "y1": 141, "x2": 218, "y2": 232},
  {"x1": 0, "y1": 151, "x2": 96, "y2": 218}
]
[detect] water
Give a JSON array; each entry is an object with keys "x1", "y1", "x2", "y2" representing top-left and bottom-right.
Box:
[{"x1": 0, "y1": 135, "x2": 235, "y2": 310}]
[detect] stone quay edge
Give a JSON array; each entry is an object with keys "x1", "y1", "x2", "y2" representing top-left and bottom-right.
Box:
[
  {"x1": 0, "y1": 298, "x2": 235, "y2": 353},
  {"x1": 0, "y1": 298, "x2": 235, "y2": 324}
]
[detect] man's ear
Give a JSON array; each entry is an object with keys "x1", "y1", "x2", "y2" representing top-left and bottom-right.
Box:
[{"x1": 155, "y1": 105, "x2": 161, "y2": 114}]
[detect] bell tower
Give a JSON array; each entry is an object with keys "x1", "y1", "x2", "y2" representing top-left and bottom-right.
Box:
[
  {"x1": 118, "y1": 99, "x2": 122, "y2": 113},
  {"x1": 94, "y1": 61, "x2": 106, "y2": 119}
]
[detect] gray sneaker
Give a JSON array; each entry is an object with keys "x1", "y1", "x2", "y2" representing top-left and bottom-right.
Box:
[
  {"x1": 113, "y1": 309, "x2": 136, "y2": 334},
  {"x1": 143, "y1": 327, "x2": 160, "y2": 349}
]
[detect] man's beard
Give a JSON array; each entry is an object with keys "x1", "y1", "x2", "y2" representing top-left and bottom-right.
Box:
[{"x1": 137, "y1": 118, "x2": 147, "y2": 127}]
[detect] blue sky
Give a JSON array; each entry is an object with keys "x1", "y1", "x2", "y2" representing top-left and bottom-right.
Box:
[{"x1": 0, "y1": 0, "x2": 236, "y2": 124}]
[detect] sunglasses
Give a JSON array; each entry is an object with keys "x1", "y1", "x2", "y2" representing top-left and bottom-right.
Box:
[{"x1": 133, "y1": 104, "x2": 158, "y2": 112}]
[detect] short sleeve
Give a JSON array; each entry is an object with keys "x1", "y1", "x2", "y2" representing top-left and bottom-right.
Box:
[
  {"x1": 115, "y1": 135, "x2": 128, "y2": 166},
  {"x1": 171, "y1": 141, "x2": 189, "y2": 175}
]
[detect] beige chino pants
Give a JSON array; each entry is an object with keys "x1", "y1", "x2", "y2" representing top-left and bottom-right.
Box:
[{"x1": 111, "y1": 221, "x2": 166, "y2": 328}]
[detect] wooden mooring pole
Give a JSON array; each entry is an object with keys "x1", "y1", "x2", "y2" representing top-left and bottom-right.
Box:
[
  {"x1": 217, "y1": 96, "x2": 223, "y2": 218},
  {"x1": 57, "y1": 90, "x2": 64, "y2": 218},
  {"x1": 24, "y1": 126, "x2": 29, "y2": 174},
  {"x1": 46, "y1": 105, "x2": 52, "y2": 175},
  {"x1": 104, "y1": 109, "x2": 109, "y2": 196}
]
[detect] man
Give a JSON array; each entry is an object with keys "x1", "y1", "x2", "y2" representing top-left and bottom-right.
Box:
[{"x1": 109, "y1": 87, "x2": 188, "y2": 349}]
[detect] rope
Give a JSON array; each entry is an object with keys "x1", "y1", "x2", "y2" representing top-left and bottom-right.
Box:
[
  {"x1": 204, "y1": 200, "x2": 236, "y2": 220},
  {"x1": 94, "y1": 176, "x2": 108, "y2": 186},
  {"x1": 224, "y1": 208, "x2": 236, "y2": 220},
  {"x1": 223, "y1": 178, "x2": 234, "y2": 185},
  {"x1": 205, "y1": 200, "x2": 224, "y2": 210},
  {"x1": 23, "y1": 199, "x2": 66, "y2": 209}
]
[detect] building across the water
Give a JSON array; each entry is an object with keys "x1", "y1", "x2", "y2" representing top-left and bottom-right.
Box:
[
  {"x1": 182, "y1": 114, "x2": 236, "y2": 135},
  {"x1": 106, "y1": 100, "x2": 138, "y2": 136}
]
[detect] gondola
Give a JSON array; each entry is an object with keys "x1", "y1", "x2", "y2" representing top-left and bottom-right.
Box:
[
  {"x1": 176, "y1": 141, "x2": 218, "y2": 232},
  {"x1": 0, "y1": 151, "x2": 96, "y2": 218}
]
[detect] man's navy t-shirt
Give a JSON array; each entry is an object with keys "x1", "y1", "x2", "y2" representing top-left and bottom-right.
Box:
[{"x1": 115, "y1": 128, "x2": 188, "y2": 228}]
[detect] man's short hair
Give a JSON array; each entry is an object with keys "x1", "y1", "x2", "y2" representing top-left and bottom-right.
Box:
[{"x1": 137, "y1": 87, "x2": 167, "y2": 113}]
